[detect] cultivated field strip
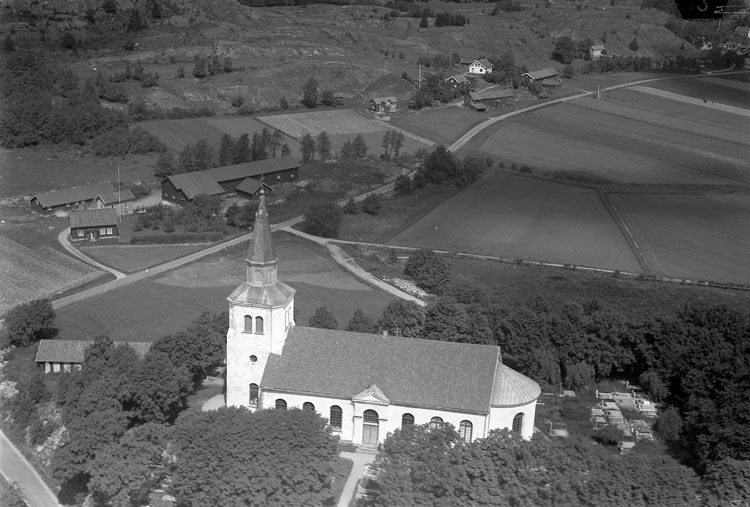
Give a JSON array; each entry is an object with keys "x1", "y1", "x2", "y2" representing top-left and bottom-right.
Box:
[
  {"x1": 574, "y1": 94, "x2": 749, "y2": 145},
  {"x1": 205, "y1": 117, "x2": 276, "y2": 138},
  {"x1": 645, "y1": 77, "x2": 750, "y2": 109},
  {"x1": 480, "y1": 124, "x2": 716, "y2": 185},
  {"x1": 630, "y1": 86, "x2": 750, "y2": 117},
  {"x1": 258, "y1": 110, "x2": 386, "y2": 138},
  {"x1": 609, "y1": 193, "x2": 750, "y2": 283},
  {"x1": 511, "y1": 106, "x2": 750, "y2": 184},
  {"x1": 390, "y1": 172, "x2": 641, "y2": 273},
  {"x1": 138, "y1": 119, "x2": 227, "y2": 151},
  {"x1": 0, "y1": 236, "x2": 102, "y2": 315}
]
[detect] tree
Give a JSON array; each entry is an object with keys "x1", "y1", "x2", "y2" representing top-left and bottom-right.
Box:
[
  {"x1": 394, "y1": 175, "x2": 412, "y2": 195},
  {"x1": 316, "y1": 131, "x2": 332, "y2": 160},
  {"x1": 343, "y1": 197, "x2": 358, "y2": 215},
  {"x1": 391, "y1": 131, "x2": 405, "y2": 157},
  {"x1": 629, "y1": 37, "x2": 640, "y2": 51},
  {"x1": 320, "y1": 89, "x2": 335, "y2": 106},
  {"x1": 4, "y1": 298, "x2": 55, "y2": 346},
  {"x1": 655, "y1": 406, "x2": 683, "y2": 441},
  {"x1": 88, "y1": 423, "x2": 171, "y2": 507},
  {"x1": 60, "y1": 33, "x2": 77, "y2": 51},
  {"x1": 126, "y1": 9, "x2": 144, "y2": 32},
  {"x1": 352, "y1": 134, "x2": 368, "y2": 158},
  {"x1": 172, "y1": 408, "x2": 339, "y2": 507},
  {"x1": 562, "y1": 64, "x2": 575, "y2": 78},
  {"x1": 103, "y1": 0, "x2": 118, "y2": 13},
  {"x1": 193, "y1": 58, "x2": 208, "y2": 79},
  {"x1": 300, "y1": 133, "x2": 316, "y2": 162},
  {"x1": 702, "y1": 459, "x2": 750, "y2": 506},
  {"x1": 235, "y1": 133, "x2": 250, "y2": 163},
  {"x1": 0, "y1": 483, "x2": 26, "y2": 507},
  {"x1": 302, "y1": 203, "x2": 342, "y2": 238},
  {"x1": 379, "y1": 300, "x2": 425, "y2": 338},
  {"x1": 552, "y1": 36, "x2": 577, "y2": 64},
  {"x1": 130, "y1": 349, "x2": 191, "y2": 423},
  {"x1": 420, "y1": 13, "x2": 429, "y2": 28},
  {"x1": 308, "y1": 307, "x2": 338, "y2": 329},
  {"x1": 340, "y1": 140, "x2": 356, "y2": 159},
  {"x1": 218, "y1": 134, "x2": 235, "y2": 166},
  {"x1": 403, "y1": 249, "x2": 452, "y2": 295},
  {"x1": 347, "y1": 309, "x2": 376, "y2": 333},
  {"x1": 155, "y1": 151, "x2": 175, "y2": 178},
  {"x1": 381, "y1": 131, "x2": 393, "y2": 159},
  {"x1": 2, "y1": 35, "x2": 15, "y2": 52},
  {"x1": 270, "y1": 129, "x2": 283, "y2": 158},
  {"x1": 150, "y1": 0, "x2": 162, "y2": 19},
  {"x1": 176, "y1": 66, "x2": 185, "y2": 78},
  {"x1": 281, "y1": 144, "x2": 291, "y2": 157},
  {"x1": 223, "y1": 57, "x2": 233, "y2": 73},
  {"x1": 360, "y1": 193, "x2": 383, "y2": 215},
  {"x1": 301, "y1": 76, "x2": 319, "y2": 108},
  {"x1": 279, "y1": 96, "x2": 289, "y2": 110}
]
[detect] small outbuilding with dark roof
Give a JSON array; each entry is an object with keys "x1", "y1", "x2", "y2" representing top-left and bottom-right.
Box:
[
  {"x1": 30, "y1": 182, "x2": 127, "y2": 215},
  {"x1": 35, "y1": 339, "x2": 152, "y2": 373},
  {"x1": 68, "y1": 208, "x2": 119, "y2": 241}
]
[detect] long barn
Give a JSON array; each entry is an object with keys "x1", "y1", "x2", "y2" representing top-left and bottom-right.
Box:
[{"x1": 161, "y1": 157, "x2": 300, "y2": 205}]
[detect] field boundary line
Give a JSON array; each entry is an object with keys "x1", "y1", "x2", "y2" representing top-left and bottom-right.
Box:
[{"x1": 595, "y1": 190, "x2": 652, "y2": 275}]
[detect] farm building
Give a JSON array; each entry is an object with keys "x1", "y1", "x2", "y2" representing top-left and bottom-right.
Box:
[
  {"x1": 236, "y1": 178, "x2": 273, "y2": 199},
  {"x1": 465, "y1": 87, "x2": 514, "y2": 110},
  {"x1": 35, "y1": 339, "x2": 152, "y2": 373},
  {"x1": 468, "y1": 59, "x2": 493, "y2": 75},
  {"x1": 68, "y1": 208, "x2": 119, "y2": 241},
  {"x1": 333, "y1": 92, "x2": 345, "y2": 105},
  {"x1": 522, "y1": 68, "x2": 561, "y2": 87},
  {"x1": 369, "y1": 96, "x2": 398, "y2": 114},
  {"x1": 224, "y1": 194, "x2": 541, "y2": 446},
  {"x1": 161, "y1": 157, "x2": 299, "y2": 205},
  {"x1": 30, "y1": 183, "x2": 134, "y2": 215},
  {"x1": 446, "y1": 74, "x2": 470, "y2": 87},
  {"x1": 589, "y1": 44, "x2": 606, "y2": 59}
]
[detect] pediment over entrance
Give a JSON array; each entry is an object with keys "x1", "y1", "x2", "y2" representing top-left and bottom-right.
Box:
[{"x1": 353, "y1": 385, "x2": 390, "y2": 405}]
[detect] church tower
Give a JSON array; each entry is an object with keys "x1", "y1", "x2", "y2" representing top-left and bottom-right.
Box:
[{"x1": 226, "y1": 192, "x2": 295, "y2": 408}]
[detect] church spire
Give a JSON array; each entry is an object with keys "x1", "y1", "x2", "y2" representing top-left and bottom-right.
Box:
[{"x1": 246, "y1": 191, "x2": 277, "y2": 285}]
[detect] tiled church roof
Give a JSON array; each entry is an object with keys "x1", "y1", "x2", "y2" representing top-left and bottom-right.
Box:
[{"x1": 262, "y1": 327, "x2": 501, "y2": 414}]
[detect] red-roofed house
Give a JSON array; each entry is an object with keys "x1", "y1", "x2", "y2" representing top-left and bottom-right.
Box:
[
  {"x1": 68, "y1": 208, "x2": 119, "y2": 241},
  {"x1": 223, "y1": 194, "x2": 541, "y2": 446}
]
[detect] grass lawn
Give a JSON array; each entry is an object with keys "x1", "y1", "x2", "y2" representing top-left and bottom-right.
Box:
[
  {"x1": 389, "y1": 107, "x2": 487, "y2": 147},
  {"x1": 54, "y1": 232, "x2": 396, "y2": 341},
  {"x1": 79, "y1": 244, "x2": 210, "y2": 273},
  {"x1": 329, "y1": 457, "x2": 354, "y2": 507}
]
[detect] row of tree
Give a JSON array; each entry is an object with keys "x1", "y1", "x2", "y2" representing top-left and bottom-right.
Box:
[{"x1": 134, "y1": 196, "x2": 226, "y2": 233}]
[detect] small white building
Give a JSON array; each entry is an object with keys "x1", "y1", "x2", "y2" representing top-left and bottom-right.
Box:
[
  {"x1": 589, "y1": 44, "x2": 606, "y2": 60},
  {"x1": 224, "y1": 194, "x2": 541, "y2": 445},
  {"x1": 468, "y1": 58, "x2": 493, "y2": 75}
]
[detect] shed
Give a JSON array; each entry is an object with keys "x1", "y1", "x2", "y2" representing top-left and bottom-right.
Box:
[
  {"x1": 236, "y1": 178, "x2": 274, "y2": 198},
  {"x1": 35, "y1": 339, "x2": 152, "y2": 373},
  {"x1": 369, "y1": 96, "x2": 398, "y2": 114},
  {"x1": 333, "y1": 92, "x2": 345, "y2": 105},
  {"x1": 589, "y1": 44, "x2": 606, "y2": 59},
  {"x1": 464, "y1": 86, "x2": 513, "y2": 108},
  {"x1": 522, "y1": 67, "x2": 560, "y2": 82},
  {"x1": 30, "y1": 183, "x2": 118, "y2": 215},
  {"x1": 68, "y1": 208, "x2": 119, "y2": 241},
  {"x1": 446, "y1": 74, "x2": 470, "y2": 87}
]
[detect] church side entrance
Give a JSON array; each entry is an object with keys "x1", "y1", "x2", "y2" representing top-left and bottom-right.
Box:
[{"x1": 362, "y1": 409, "x2": 379, "y2": 445}]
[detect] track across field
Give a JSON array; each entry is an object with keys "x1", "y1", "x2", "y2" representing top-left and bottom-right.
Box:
[
  {"x1": 609, "y1": 192, "x2": 750, "y2": 283},
  {"x1": 390, "y1": 172, "x2": 640, "y2": 272}
]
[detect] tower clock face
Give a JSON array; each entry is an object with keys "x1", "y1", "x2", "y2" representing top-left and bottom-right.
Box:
[{"x1": 676, "y1": 0, "x2": 730, "y2": 19}]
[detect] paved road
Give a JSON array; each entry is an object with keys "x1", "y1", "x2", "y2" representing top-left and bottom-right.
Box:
[{"x1": 0, "y1": 429, "x2": 62, "y2": 507}]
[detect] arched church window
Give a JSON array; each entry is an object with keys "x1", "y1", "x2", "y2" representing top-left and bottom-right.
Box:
[
  {"x1": 303, "y1": 402, "x2": 315, "y2": 412},
  {"x1": 401, "y1": 413, "x2": 414, "y2": 429},
  {"x1": 244, "y1": 315, "x2": 252, "y2": 333},
  {"x1": 275, "y1": 399, "x2": 287, "y2": 410},
  {"x1": 255, "y1": 316, "x2": 264, "y2": 334},
  {"x1": 249, "y1": 384, "x2": 259, "y2": 406},
  {"x1": 429, "y1": 416, "x2": 444, "y2": 430},
  {"x1": 329, "y1": 406, "x2": 342, "y2": 430},
  {"x1": 253, "y1": 269, "x2": 262, "y2": 284},
  {"x1": 459, "y1": 420, "x2": 473, "y2": 443},
  {"x1": 512, "y1": 413, "x2": 524, "y2": 434}
]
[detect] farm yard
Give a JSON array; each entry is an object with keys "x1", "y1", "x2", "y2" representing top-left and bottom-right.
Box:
[
  {"x1": 390, "y1": 172, "x2": 641, "y2": 273},
  {"x1": 0, "y1": 235, "x2": 104, "y2": 316},
  {"x1": 54, "y1": 232, "x2": 395, "y2": 342},
  {"x1": 609, "y1": 192, "x2": 750, "y2": 283}
]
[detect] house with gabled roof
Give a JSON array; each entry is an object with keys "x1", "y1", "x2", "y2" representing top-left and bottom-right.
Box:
[
  {"x1": 30, "y1": 182, "x2": 133, "y2": 215},
  {"x1": 161, "y1": 157, "x2": 299, "y2": 205},
  {"x1": 589, "y1": 44, "x2": 606, "y2": 60},
  {"x1": 446, "y1": 74, "x2": 470, "y2": 87},
  {"x1": 465, "y1": 86, "x2": 514, "y2": 110},
  {"x1": 35, "y1": 339, "x2": 152, "y2": 373},
  {"x1": 522, "y1": 67, "x2": 562, "y2": 87},
  {"x1": 223, "y1": 194, "x2": 541, "y2": 446},
  {"x1": 468, "y1": 58, "x2": 493, "y2": 75},
  {"x1": 68, "y1": 208, "x2": 119, "y2": 241},
  {"x1": 369, "y1": 96, "x2": 398, "y2": 114}
]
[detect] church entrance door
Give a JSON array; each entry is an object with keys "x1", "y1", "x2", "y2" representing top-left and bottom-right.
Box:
[{"x1": 362, "y1": 409, "x2": 379, "y2": 445}]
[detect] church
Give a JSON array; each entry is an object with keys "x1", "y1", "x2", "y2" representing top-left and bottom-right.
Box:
[{"x1": 225, "y1": 194, "x2": 541, "y2": 444}]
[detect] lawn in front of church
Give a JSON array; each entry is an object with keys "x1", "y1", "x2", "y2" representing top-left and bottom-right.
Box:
[{"x1": 54, "y1": 232, "x2": 396, "y2": 342}]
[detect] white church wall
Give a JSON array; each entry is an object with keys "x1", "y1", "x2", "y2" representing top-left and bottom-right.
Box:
[{"x1": 489, "y1": 399, "x2": 537, "y2": 440}]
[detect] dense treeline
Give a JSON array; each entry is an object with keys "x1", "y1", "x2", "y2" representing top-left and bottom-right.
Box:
[
  {"x1": 382, "y1": 249, "x2": 750, "y2": 472},
  {"x1": 0, "y1": 50, "x2": 164, "y2": 153},
  {"x1": 364, "y1": 424, "x2": 748, "y2": 506},
  {"x1": 433, "y1": 11, "x2": 468, "y2": 26}
]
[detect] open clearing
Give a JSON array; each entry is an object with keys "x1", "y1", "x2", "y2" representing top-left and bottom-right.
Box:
[
  {"x1": 610, "y1": 192, "x2": 750, "y2": 283},
  {"x1": 137, "y1": 118, "x2": 227, "y2": 151},
  {"x1": 79, "y1": 244, "x2": 209, "y2": 273},
  {"x1": 258, "y1": 109, "x2": 386, "y2": 138},
  {"x1": 644, "y1": 75, "x2": 750, "y2": 110},
  {"x1": 54, "y1": 232, "x2": 395, "y2": 341},
  {"x1": 0, "y1": 235, "x2": 103, "y2": 316},
  {"x1": 479, "y1": 97, "x2": 750, "y2": 184},
  {"x1": 390, "y1": 172, "x2": 640, "y2": 272},
  {"x1": 388, "y1": 107, "x2": 489, "y2": 147}
]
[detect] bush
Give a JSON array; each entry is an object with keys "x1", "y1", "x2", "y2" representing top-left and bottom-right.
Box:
[
  {"x1": 343, "y1": 197, "x2": 358, "y2": 215},
  {"x1": 404, "y1": 249, "x2": 451, "y2": 295},
  {"x1": 3, "y1": 299, "x2": 55, "y2": 347},
  {"x1": 394, "y1": 175, "x2": 412, "y2": 195},
  {"x1": 302, "y1": 203, "x2": 342, "y2": 238},
  {"x1": 360, "y1": 193, "x2": 383, "y2": 215}
]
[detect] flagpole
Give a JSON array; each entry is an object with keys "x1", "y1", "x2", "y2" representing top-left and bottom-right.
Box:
[{"x1": 117, "y1": 163, "x2": 122, "y2": 223}]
